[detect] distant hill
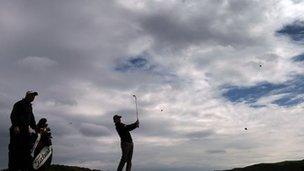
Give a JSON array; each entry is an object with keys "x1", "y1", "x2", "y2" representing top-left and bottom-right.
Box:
[
  {"x1": 223, "y1": 159, "x2": 304, "y2": 171},
  {"x1": 1, "y1": 164, "x2": 102, "y2": 171}
]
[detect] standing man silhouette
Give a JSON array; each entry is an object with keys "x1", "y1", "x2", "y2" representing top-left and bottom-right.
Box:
[
  {"x1": 114, "y1": 114, "x2": 139, "y2": 171},
  {"x1": 9, "y1": 91, "x2": 38, "y2": 171}
]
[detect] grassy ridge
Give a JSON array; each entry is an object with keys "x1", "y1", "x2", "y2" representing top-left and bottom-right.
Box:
[
  {"x1": 45, "y1": 165, "x2": 101, "y2": 171},
  {"x1": 1, "y1": 165, "x2": 102, "y2": 171},
  {"x1": 223, "y1": 159, "x2": 304, "y2": 171}
]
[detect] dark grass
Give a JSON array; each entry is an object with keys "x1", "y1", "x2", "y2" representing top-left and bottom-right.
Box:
[
  {"x1": 223, "y1": 159, "x2": 304, "y2": 171},
  {"x1": 1, "y1": 164, "x2": 102, "y2": 171}
]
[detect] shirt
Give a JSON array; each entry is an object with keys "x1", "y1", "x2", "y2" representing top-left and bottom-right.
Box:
[
  {"x1": 115, "y1": 122, "x2": 138, "y2": 143},
  {"x1": 10, "y1": 99, "x2": 36, "y2": 132}
]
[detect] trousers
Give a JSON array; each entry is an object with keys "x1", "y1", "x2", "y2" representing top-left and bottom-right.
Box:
[
  {"x1": 117, "y1": 142, "x2": 134, "y2": 171},
  {"x1": 8, "y1": 127, "x2": 34, "y2": 171}
]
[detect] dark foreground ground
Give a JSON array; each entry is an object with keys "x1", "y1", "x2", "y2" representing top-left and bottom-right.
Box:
[
  {"x1": 3, "y1": 160, "x2": 304, "y2": 171},
  {"x1": 0, "y1": 165, "x2": 102, "y2": 171},
  {"x1": 223, "y1": 159, "x2": 304, "y2": 171}
]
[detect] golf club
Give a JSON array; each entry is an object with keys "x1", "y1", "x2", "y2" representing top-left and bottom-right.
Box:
[{"x1": 132, "y1": 94, "x2": 139, "y2": 121}]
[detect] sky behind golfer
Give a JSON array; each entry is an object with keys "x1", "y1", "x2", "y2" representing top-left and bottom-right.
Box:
[{"x1": 1, "y1": 0, "x2": 304, "y2": 171}]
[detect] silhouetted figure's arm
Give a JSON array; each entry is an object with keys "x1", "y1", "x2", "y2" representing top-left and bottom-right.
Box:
[
  {"x1": 30, "y1": 111, "x2": 36, "y2": 130},
  {"x1": 125, "y1": 120, "x2": 139, "y2": 131},
  {"x1": 10, "y1": 103, "x2": 22, "y2": 133},
  {"x1": 11, "y1": 103, "x2": 19, "y2": 126}
]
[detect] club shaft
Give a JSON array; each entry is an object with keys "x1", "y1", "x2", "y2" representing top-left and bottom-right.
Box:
[
  {"x1": 136, "y1": 99, "x2": 138, "y2": 120},
  {"x1": 133, "y1": 95, "x2": 139, "y2": 120}
]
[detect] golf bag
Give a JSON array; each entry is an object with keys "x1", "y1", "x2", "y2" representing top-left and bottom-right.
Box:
[{"x1": 31, "y1": 118, "x2": 53, "y2": 170}]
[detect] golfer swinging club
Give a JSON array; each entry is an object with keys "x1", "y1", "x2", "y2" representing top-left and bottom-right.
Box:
[{"x1": 113, "y1": 113, "x2": 139, "y2": 171}]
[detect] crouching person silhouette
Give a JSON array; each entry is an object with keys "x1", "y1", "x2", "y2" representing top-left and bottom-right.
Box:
[{"x1": 113, "y1": 115, "x2": 139, "y2": 171}]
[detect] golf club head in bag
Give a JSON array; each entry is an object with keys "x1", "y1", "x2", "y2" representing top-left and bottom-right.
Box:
[{"x1": 32, "y1": 118, "x2": 53, "y2": 170}]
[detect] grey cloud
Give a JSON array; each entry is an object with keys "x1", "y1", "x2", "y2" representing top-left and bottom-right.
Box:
[
  {"x1": 0, "y1": 107, "x2": 11, "y2": 169},
  {"x1": 137, "y1": 0, "x2": 269, "y2": 50},
  {"x1": 51, "y1": 135, "x2": 118, "y2": 166},
  {"x1": 206, "y1": 149, "x2": 227, "y2": 154},
  {"x1": 184, "y1": 129, "x2": 216, "y2": 139},
  {"x1": 0, "y1": 93, "x2": 14, "y2": 110},
  {"x1": 53, "y1": 99, "x2": 77, "y2": 107},
  {"x1": 17, "y1": 56, "x2": 57, "y2": 70},
  {"x1": 0, "y1": 0, "x2": 142, "y2": 92},
  {"x1": 79, "y1": 123, "x2": 111, "y2": 137},
  {"x1": 42, "y1": 109, "x2": 118, "y2": 139},
  {"x1": 0, "y1": 137, "x2": 9, "y2": 169},
  {"x1": 44, "y1": 98, "x2": 78, "y2": 107},
  {"x1": 0, "y1": 99, "x2": 10, "y2": 110},
  {"x1": 135, "y1": 116, "x2": 176, "y2": 137},
  {"x1": 40, "y1": 111, "x2": 111, "y2": 138},
  {"x1": 292, "y1": 0, "x2": 304, "y2": 3},
  {"x1": 223, "y1": 136, "x2": 262, "y2": 150},
  {"x1": 49, "y1": 118, "x2": 79, "y2": 138}
]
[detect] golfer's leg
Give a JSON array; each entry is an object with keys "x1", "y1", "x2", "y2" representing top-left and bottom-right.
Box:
[
  {"x1": 27, "y1": 139, "x2": 34, "y2": 171},
  {"x1": 126, "y1": 143, "x2": 133, "y2": 171},
  {"x1": 117, "y1": 157, "x2": 126, "y2": 171},
  {"x1": 117, "y1": 143, "x2": 127, "y2": 171},
  {"x1": 8, "y1": 146, "x2": 17, "y2": 171},
  {"x1": 9, "y1": 128, "x2": 18, "y2": 171},
  {"x1": 25, "y1": 150, "x2": 33, "y2": 171},
  {"x1": 20, "y1": 149, "x2": 28, "y2": 171}
]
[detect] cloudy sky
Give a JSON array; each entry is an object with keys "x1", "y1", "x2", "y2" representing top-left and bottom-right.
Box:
[{"x1": 1, "y1": 0, "x2": 304, "y2": 170}]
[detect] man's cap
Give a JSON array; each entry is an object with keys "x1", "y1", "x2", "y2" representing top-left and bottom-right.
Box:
[
  {"x1": 113, "y1": 115, "x2": 121, "y2": 121},
  {"x1": 26, "y1": 90, "x2": 38, "y2": 96}
]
